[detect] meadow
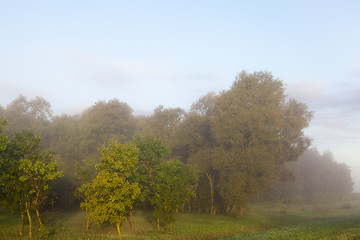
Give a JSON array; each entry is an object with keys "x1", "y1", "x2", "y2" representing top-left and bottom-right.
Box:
[{"x1": 1, "y1": 200, "x2": 360, "y2": 240}]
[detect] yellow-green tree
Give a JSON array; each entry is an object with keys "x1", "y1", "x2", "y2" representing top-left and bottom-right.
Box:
[
  {"x1": 0, "y1": 130, "x2": 62, "y2": 238},
  {"x1": 80, "y1": 140, "x2": 141, "y2": 240}
]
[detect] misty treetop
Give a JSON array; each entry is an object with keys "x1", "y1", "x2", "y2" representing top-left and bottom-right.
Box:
[{"x1": 0, "y1": 71, "x2": 353, "y2": 222}]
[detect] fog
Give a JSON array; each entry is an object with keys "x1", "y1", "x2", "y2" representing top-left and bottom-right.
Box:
[{"x1": 1, "y1": 1, "x2": 360, "y2": 192}]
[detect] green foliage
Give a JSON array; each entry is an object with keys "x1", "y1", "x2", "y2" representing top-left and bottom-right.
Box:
[
  {"x1": 0, "y1": 119, "x2": 8, "y2": 151},
  {"x1": 0, "y1": 129, "x2": 62, "y2": 238},
  {"x1": 170, "y1": 71, "x2": 313, "y2": 215},
  {"x1": 0, "y1": 130, "x2": 62, "y2": 212},
  {"x1": 208, "y1": 71, "x2": 312, "y2": 212},
  {"x1": 132, "y1": 135, "x2": 168, "y2": 166},
  {"x1": 132, "y1": 135, "x2": 168, "y2": 202},
  {"x1": 80, "y1": 140, "x2": 141, "y2": 226},
  {"x1": 0, "y1": 119, "x2": 9, "y2": 206},
  {"x1": 18, "y1": 152, "x2": 63, "y2": 209},
  {"x1": 151, "y1": 159, "x2": 197, "y2": 224},
  {"x1": 0, "y1": 71, "x2": 318, "y2": 219}
]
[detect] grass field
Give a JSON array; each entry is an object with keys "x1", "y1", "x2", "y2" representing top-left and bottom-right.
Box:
[{"x1": 1, "y1": 200, "x2": 360, "y2": 240}]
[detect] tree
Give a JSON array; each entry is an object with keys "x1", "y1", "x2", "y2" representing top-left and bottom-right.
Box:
[
  {"x1": 145, "y1": 105, "x2": 186, "y2": 146},
  {"x1": 79, "y1": 99, "x2": 135, "y2": 157},
  {"x1": 77, "y1": 99, "x2": 136, "y2": 184},
  {"x1": 209, "y1": 71, "x2": 312, "y2": 214},
  {"x1": 19, "y1": 153, "x2": 63, "y2": 225},
  {"x1": 0, "y1": 130, "x2": 62, "y2": 238},
  {"x1": 80, "y1": 140, "x2": 140, "y2": 240},
  {"x1": 151, "y1": 159, "x2": 197, "y2": 231},
  {"x1": 131, "y1": 135, "x2": 168, "y2": 207},
  {"x1": 2, "y1": 95, "x2": 53, "y2": 142}
]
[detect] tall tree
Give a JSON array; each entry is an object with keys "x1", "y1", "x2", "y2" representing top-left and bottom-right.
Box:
[{"x1": 209, "y1": 71, "x2": 312, "y2": 214}]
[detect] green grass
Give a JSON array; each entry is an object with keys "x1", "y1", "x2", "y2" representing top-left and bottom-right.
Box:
[
  {"x1": 223, "y1": 214, "x2": 360, "y2": 239},
  {"x1": 1, "y1": 201, "x2": 360, "y2": 240}
]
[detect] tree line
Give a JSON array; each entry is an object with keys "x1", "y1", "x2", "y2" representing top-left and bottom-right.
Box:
[
  {"x1": 0, "y1": 71, "x2": 353, "y2": 238},
  {"x1": 259, "y1": 148, "x2": 354, "y2": 204}
]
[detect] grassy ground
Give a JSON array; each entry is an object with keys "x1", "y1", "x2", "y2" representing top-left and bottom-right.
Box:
[{"x1": 1, "y1": 201, "x2": 360, "y2": 240}]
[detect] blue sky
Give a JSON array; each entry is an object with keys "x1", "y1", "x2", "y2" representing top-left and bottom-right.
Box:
[{"x1": 1, "y1": 1, "x2": 360, "y2": 190}]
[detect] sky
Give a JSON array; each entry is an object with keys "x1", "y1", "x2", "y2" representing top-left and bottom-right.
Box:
[{"x1": 1, "y1": 1, "x2": 360, "y2": 191}]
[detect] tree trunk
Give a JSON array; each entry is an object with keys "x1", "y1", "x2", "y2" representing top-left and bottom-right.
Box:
[
  {"x1": 86, "y1": 217, "x2": 89, "y2": 231},
  {"x1": 157, "y1": 218, "x2": 160, "y2": 231},
  {"x1": 169, "y1": 223, "x2": 172, "y2": 233},
  {"x1": 20, "y1": 213, "x2": 24, "y2": 236},
  {"x1": 205, "y1": 171, "x2": 214, "y2": 215},
  {"x1": 26, "y1": 203, "x2": 32, "y2": 239},
  {"x1": 130, "y1": 210, "x2": 134, "y2": 229},
  {"x1": 116, "y1": 223, "x2": 122, "y2": 240},
  {"x1": 236, "y1": 206, "x2": 244, "y2": 217},
  {"x1": 35, "y1": 207, "x2": 43, "y2": 225}
]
